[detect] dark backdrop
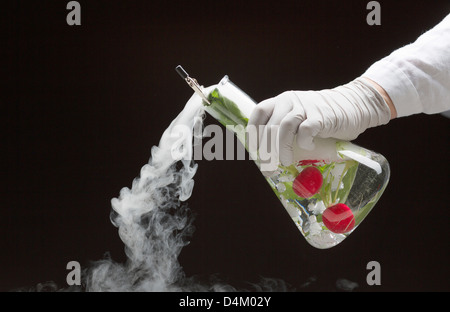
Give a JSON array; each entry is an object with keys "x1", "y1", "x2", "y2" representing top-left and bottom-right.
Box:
[{"x1": 2, "y1": 0, "x2": 449, "y2": 292}]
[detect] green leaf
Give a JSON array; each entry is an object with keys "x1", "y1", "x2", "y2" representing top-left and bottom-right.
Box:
[
  {"x1": 206, "y1": 89, "x2": 249, "y2": 128},
  {"x1": 335, "y1": 160, "x2": 359, "y2": 204}
]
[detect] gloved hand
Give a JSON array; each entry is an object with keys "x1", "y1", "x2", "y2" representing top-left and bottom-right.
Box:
[{"x1": 247, "y1": 78, "x2": 393, "y2": 168}]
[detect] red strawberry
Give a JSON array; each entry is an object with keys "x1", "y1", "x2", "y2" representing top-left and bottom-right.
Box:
[
  {"x1": 322, "y1": 203, "x2": 355, "y2": 234},
  {"x1": 292, "y1": 166, "x2": 323, "y2": 198},
  {"x1": 297, "y1": 159, "x2": 320, "y2": 166}
]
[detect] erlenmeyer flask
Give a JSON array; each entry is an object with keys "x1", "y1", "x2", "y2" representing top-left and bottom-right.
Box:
[{"x1": 181, "y1": 71, "x2": 390, "y2": 249}]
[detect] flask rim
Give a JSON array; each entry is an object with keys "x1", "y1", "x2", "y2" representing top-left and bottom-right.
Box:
[{"x1": 219, "y1": 75, "x2": 230, "y2": 86}]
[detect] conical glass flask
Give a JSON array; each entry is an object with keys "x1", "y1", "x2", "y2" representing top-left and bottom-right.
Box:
[{"x1": 179, "y1": 71, "x2": 390, "y2": 249}]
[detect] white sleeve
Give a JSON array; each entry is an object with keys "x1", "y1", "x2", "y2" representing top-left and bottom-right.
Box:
[{"x1": 363, "y1": 14, "x2": 450, "y2": 117}]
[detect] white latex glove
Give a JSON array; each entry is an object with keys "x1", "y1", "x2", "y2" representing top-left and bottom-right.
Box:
[{"x1": 248, "y1": 78, "x2": 392, "y2": 167}]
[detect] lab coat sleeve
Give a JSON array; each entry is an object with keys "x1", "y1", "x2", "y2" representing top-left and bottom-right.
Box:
[{"x1": 363, "y1": 14, "x2": 450, "y2": 117}]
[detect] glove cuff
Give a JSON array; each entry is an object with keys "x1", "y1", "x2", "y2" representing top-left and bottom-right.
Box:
[{"x1": 349, "y1": 78, "x2": 392, "y2": 128}]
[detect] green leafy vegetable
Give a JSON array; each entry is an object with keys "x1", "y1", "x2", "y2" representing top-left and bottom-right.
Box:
[{"x1": 206, "y1": 89, "x2": 249, "y2": 127}]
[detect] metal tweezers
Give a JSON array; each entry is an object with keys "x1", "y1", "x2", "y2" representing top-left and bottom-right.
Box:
[{"x1": 175, "y1": 65, "x2": 211, "y2": 105}]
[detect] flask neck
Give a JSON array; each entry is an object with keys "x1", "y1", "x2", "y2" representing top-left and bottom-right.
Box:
[{"x1": 203, "y1": 76, "x2": 341, "y2": 164}]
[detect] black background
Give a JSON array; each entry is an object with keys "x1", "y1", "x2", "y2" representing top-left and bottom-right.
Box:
[{"x1": 2, "y1": 0, "x2": 450, "y2": 292}]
